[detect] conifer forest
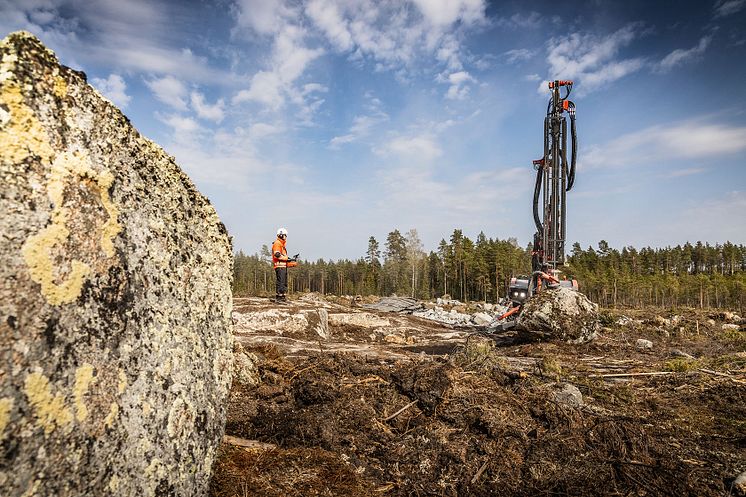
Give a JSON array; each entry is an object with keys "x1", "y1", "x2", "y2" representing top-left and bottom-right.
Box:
[{"x1": 233, "y1": 229, "x2": 746, "y2": 310}]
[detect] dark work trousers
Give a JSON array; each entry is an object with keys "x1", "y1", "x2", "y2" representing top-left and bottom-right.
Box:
[{"x1": 275, "y1": 267, "x2": 288, "y2": 296}]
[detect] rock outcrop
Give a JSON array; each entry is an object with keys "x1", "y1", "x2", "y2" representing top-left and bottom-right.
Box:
[
  {"x1": 516, "y1": 287, "x2": 599, "y2": 343},
  {"x1": 0, "y1": 32, "x2": 234, "y2": 496}
]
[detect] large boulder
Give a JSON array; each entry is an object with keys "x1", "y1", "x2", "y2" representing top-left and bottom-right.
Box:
[
  {"x1": 516, "y1": 287, "x2": 599, "y2": 343},
  {"x1": 0, "y1": 32, "x2": 234, "y2": 496}
]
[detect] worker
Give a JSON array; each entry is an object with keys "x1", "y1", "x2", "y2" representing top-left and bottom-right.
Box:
[{"x1": 272, "y1": 227, "x2": 299, "y2": 302}]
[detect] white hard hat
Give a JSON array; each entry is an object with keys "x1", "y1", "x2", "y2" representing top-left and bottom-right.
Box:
[{"x1": 277, "y1": 227, "x2": 288, "y2": 236}]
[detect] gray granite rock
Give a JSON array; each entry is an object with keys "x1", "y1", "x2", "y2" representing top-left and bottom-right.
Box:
[
  {"x1": 516, "y1": 287, "x2": 600, "y2": 343},
  {"x1": 551, "y1": 383, "x2": 583, "y2": 408},
  {"x1": 636, "y1": 339, "x2": 653, "y2": 350},
  {"x1": 0, "y1": 32, "x2": 233, "y2": 497}
]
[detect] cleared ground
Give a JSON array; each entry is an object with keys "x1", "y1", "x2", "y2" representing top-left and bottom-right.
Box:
[{"x1": 211, "y1": 294, "x2": 746, "y2": 496}]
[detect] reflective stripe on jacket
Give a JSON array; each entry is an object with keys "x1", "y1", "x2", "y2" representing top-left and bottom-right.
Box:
[{"x1": 272, "y1": 237, "x2": 288, "y2": 268}]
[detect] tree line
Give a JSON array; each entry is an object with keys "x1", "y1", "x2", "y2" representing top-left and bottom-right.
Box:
[{"x1": 233, "y1": 231, "x2": 746, "y2": 310}]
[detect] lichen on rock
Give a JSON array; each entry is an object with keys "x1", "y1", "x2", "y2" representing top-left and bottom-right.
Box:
[
  {"x1": 0, "y1": 31, "x2": 233, "y2": 497},
  {"x1": 516, "y1": 287, "x2": 600, "y2": 343}
]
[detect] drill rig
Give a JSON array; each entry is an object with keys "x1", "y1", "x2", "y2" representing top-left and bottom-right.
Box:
[{"x1": 498, "y1": 80, "x2": 578, "y2": 323}]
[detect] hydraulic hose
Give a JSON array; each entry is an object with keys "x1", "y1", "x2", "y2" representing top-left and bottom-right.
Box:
[
  {"x1": 533, "y1": 165, "x2": 543, "y2": 234},
  {"x1": 567, "y1": 111, "x2": 577, "y2": 191}
]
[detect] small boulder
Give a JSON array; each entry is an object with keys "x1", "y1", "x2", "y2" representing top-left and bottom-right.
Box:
[
  {"x1": 472, "y1": 312, "x2": 493, "y2": 326},
  {"x1": 636, "y1": 339, "x2": 653, "y2": 350},
  {"x1": 653, "y1": 316, "x2": 671, "y2": 327},
  {"x1": 722, "y1": 323, "x2": 740, "y2": 331},
  {"x1": 669, "y1": 349, "x2": 694, "y2": 360},
  {"x1": 733, "y1": 471, "x2": 746, "y2": 496},
  {"x1": 233, "y1": 343, "x2": 260, "y2": 387},
  {"x1": 551, "y1": 383, "x2": 583, "y2": 408},
  {"x1": 516, "y1": 287, "x2": 600, "y2": 343}
]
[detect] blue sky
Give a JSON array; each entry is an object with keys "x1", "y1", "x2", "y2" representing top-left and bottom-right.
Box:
[{"x1": 2, "y1": 0, "x2": 745, "y2": 260}]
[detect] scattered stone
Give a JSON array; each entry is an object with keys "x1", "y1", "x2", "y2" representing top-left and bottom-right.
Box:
[
  {"x1": 669, "y1": 349, "x2": 694, "y2": 360},
  {"x1": 722, "y1": 323, "x2": 740, "y2": 331},
  {"x1": 707, "y1": 319, "x2": 716, "y2": 326},
  {"x1": 363, "y1": 296, "x2": 422, "y2": 313},
  {"x1": 384, "y1": 334, "x2": 407, "y2": 344},
  {"x1": 515, "y1": 287, "x2": 600, "y2": 343},
  {"x1": 472, "y1": 312, "x2": 493, "y2": 326},
  {"x1": 234, "y1": 344, "x2": 260, "y2": 387},
  {"x1": 0, "y1": 32, "x2": 233, "y2": 496},
  {"x1": 653, "y1": 316, "x2": 671, "y2": 327},
  {"x1": 413, "y1": 307, "x2": 473, "y2": 326},
  {"x1": 436, "y1": 296, "x2": 460, "y2": 306},
  {"x1": 314, "y1": 309, "x2": 330, "y2": 340},
  {"x1": 616, "y1": 315, "x2": 633, "y2": 326},
  {"x1": 551, "y1": 383, "x2": 583, "y2": 408},
  {"x1": 733, "y1": 471, "x2": 746, "y2": 496},
  {"x1": 328, "y1": 312, "x2": 390, "y2": 328},
  {"x1": 636, "y1": 339, "x2": 654, "y2": 350}
]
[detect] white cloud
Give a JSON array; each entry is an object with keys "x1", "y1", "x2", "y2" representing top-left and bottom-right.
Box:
[
  {"x1": 248, "y1": 122, "x2": 283, "y2": 139},
  {"x1": 233, "y1": 24, "x2": 323, "y2": 111},
  {"x1": 504, "y1": 48, "x2": 535, "y2": 64},
  {"x1": 542, "y1": 23, "x2": 645, "y2": 93},
  {"x1": 714, "y1": 0, "x2": 746, "y2": 17},
  {"x1": 156, "y1": 113, "x2": 200, "y2": 134},
  {"x1": 232, "y1": 0, "x2": 295, "y2": 35},
  {"x1": 411, "y1": 0, "x2": 487, "y2": 27},
  {"x1": 145, "y1": 75, "x2": 188, "y2": 110},
  {"x1": 305, "y1": 0, "x2": 353, "y2": 51},
  {"x1": 377, "y1": 135, "x2": 443, "y2": 163},
  {"x1": 666, "y1": 167, "x2": 707, "y2": 178},
  {"x1": 329, "y1": 111, "x2": 389, "y2": 148},
  {"x1": 91, "y1": 73, "x2": 131, "y2": 109},
  {"x1": 231, "y1": 0, "x2": 489, "y2": 113},
  {"x1": 190, "y1": 91, "x2": 225, "y2": 123},
  {"x1": 496, "y1": 11, "x2": 542, "y2": 29},
  {"x1": 233, "y1": 71, "x2": 283, "y2": 108},
  {"x1": 583, "y1": 121, "x2": 746, "y2": 169},
  {"x1": 657, "y1": 36, "x2": 711, "y2": 72},
  {"x1": 444, "y1": 70, "x2": 475, "y2": 100},
  {"x1": 0, "y1": 0, "x2": 228, "y2": 83}
]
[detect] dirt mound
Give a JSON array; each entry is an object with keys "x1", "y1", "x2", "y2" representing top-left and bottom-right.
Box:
[{"x1": 214, "y1": 345, "x2": 741, "y2": 496}]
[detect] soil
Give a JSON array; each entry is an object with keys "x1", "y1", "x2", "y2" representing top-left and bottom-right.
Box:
[{"x1": 211, "y1": 297, "x2": 746, "y2": 497}]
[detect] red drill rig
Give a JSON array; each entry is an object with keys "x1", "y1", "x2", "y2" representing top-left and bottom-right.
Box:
[{"x1": 497, "y1": 80, "x2": 578, "y2": 326}]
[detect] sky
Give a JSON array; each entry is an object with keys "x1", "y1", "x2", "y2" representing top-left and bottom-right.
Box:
[{"x1": 2, "y1": 0, "x2": 746, "y2": 260}]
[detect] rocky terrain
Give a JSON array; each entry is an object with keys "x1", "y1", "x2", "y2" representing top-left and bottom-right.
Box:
[
  {"x1": 0, "y1": 32, "x2": 233, "y2": 497},
  {"x1": 213, "y1": 293, "x2": 746, "y2": 496}
]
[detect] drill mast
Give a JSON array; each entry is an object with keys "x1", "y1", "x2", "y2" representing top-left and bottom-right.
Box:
[{"x1": 532, "y1": 80, "x2": 577, "y2": 274}]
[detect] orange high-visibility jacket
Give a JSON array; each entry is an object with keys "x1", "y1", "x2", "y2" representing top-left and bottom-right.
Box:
[{"x1": 272, "y1": 237, "x2": 297, "y2": 268}]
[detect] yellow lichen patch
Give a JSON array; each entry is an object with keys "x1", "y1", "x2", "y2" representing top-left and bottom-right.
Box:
[
  {"x1": 0, "y1": 397, "x2": 13, "y2": 440},
  {"x1": 53, "y1": 75, "x2": 67, "y2": 98},
  {"x1": 21, "y1": 149, "x2": 122, "y2": 305},
  {"x1": 104, "y1": 402, "x2": 119, "y2": 428},
  {"x1": 107, "y1": 475, "x2": 121, "y2": 493},
  {"x1": 24, "y1": 372, "x2": 73, "y2": 434},
  {"x1": 0, "y1": 82, "x2": 54, "y2": 165},
  {"x1": 73, "y1": 363, "x2": 95, "y2": 422},
  {"x1": 21, "y1": 220, "x2": 92, "y2": 306},
  {"x1": 117, "y1": 369, "x2": 128, "y2": 394}
]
